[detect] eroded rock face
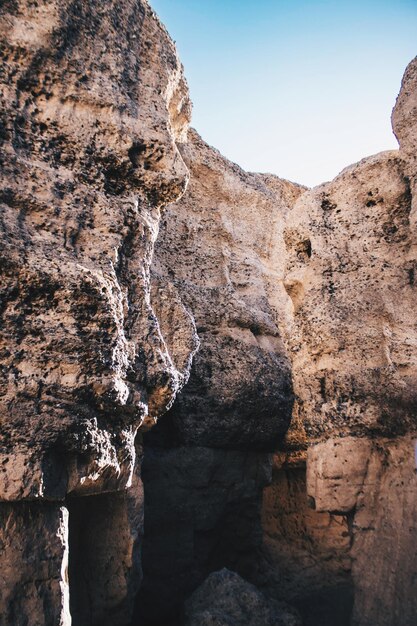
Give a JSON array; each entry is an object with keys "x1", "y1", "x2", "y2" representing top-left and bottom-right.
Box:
[
  {"x1": 277, "y1": 55, "x2": 417, "y2": 626},
  {"x1": 136, "y1": 130, "x2": 304, "y2": 624},
  {"x1": 392, "y1": 56, "x2": 417, "y2": 230},
  {"x1": 0, "y1": 0, "x2": 197, "y2": 501},
  {"x1": 1, "y1": 1, "x2": 416, "y2": 624},
  {"x1": 0, "y1": 1, "x2": 198, "y2": 624},
  {"x1": 137, "y1": 447, "x2": 273, "y2": 624},
  {"x1": 150, "y1": 129, "x2": 305, "y2": 450},
  {"x1": 284, "y1": 150, "x2": 416, "y2": 441},
  {"x1": 0, "y1": 503, "x2": 70, "y2": 626},
  {"x1": 307, "y1": 436, "x2": 417, "y2": 626},
  {"x1": 258, "y1": 457, "x2": 353, "y2": 626}
]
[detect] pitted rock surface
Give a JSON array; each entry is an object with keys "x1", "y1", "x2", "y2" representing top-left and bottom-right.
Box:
[{"x1": 0, "y1": 0, "x2": 198, "y2": 500}]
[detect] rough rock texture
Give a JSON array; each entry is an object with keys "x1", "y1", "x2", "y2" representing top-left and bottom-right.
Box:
[
  {"x1": 0, "y1": 503, "x2": 70, "y2": 626},
  {"x1": 284, "y1": 149, "x2": 415, "y2": 440},
  {"x1": 0, "y1": 1, "x2": 198, "y2": 624},
  {"x1": 258, "y1": 457, "x2": 353, "y2": 626},
  {"x1": 68, "y1": 442, "x2": 144, "y2": 626},
  {"x1": 1, "y1": 0, "x2": 416, "y2": 624},
  {"x1": 277, "y1": 55, "x2": 417, "y2": 626},
  {"x1": 136, "y1": 447, "x2": 272, "y2": 624},
  {"x1": 149, "y1": 130, "x2": 304, "y2": 450},
  {"x1": 0, "y1": 0, "x2": 197, "y2": 502},
  {"x1": 392, "y1": 56, "x2": 417, "y2": 231},
  {"x1": 183, "y1": 569, "x2": 302, "y2": 626},
  {"x1": 307, "y1": 436, "x2": 417, "y2": 626},
  {"x1": 135, "y1": 130, "x2": 304, "y2": 624}
]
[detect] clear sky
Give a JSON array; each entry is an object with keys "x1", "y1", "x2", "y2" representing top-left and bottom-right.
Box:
[{"x1": 151, "y1": 0, "x2": 417, "y2": 187}]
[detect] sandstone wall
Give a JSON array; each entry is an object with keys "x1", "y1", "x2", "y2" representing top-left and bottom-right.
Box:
[{"x1": 278, "y1": 55, "x2": 417, "y2": 626}]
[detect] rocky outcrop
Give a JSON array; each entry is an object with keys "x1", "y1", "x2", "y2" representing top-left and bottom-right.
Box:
[
  {"x1": 258, "y1": 456, "x2": 353, "y2": 626},
  {"x1": 135, "y1": 130, "x2": 304, "y2": 624},
  {"x1": 0, "y1": 503, "x2": 70, "y2": 626},
  {"x1": 183, "y1": 569, "x2": 302, "y2": 626},
  {"x1": 276, "y1": 55, "x2": 417, "y2": 626},
  {"x1": 137, "y1": 58, "x2": 417, "y2": 626},
  {"x1": 307, "y1": 436, "x2": 417, "y2": 626},
  {"x1": 0, "y1": 0, "x2": 197, "y2": 502},
  {"x1": 284, "y1": 150, "x2": 415, "y2": 441},
  {"x1": 150, "y1": 130, "x2": 304, "y2": 450},
  {"x1": 0, "y1": 1, "x2": 198, "y2": 623},
  {"x1": 1, "y1": 0, "x2": 416, "y2": 624}
]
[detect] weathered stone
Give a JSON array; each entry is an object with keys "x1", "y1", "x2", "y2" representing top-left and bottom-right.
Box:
[
  {"x1": 150, "y1": 130, "x2": 304, "y2": 450},
  {"x1": 307, "y1": 436, "x2": 417, "y2": 626},
  {"x1": 136, "y1": 129, "x2": 304, "y2": 623},
  {"x1": 276, "y1": 55, "x2": 417, "y2": 626},
  {"x1": 284, "y1": 150, "x2": 416, "y2": 441},
  {"x1": 68, "y1": 443, "x2": 144, "y2": 626},
  {"x1": 0, "y1": 0, "x2": 197, "y2": 501},
  {"x1": 0, "y1": 503, "x2": 70, "y2": 626},
  {"x1": 136, "y1": 446, "x2": 272, "y2": 624},
  {"x1": 392, "y1": 56, "x2": 417, "y2": 232},
  {"x1": 0, "y1": 1, "x2": 198, "y2": 624},
  {"x1": 183, "y1": 568, "x2": 302, "y2": 626},
  {"x1": 258, "y1": 459, "x2": 353, "y2": 626}
]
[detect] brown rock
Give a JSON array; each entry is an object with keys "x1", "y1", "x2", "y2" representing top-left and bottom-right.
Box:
[
  {"x1": 284, "y1": 150, "x2": 416, "y2": 441},
  {"x1": 0, "y1": 0, "x2": 197, "y2": 501},
  {"x1": 150, "y1": 129, "x2": 305, "y2": 450},
  {"x1": 307, "y1": 436, "x2": 417, "y2": 626},
  {"x1": 0, "y1": 1, "x2": 197, "y2": 624},
  {"x1": 0, "y1": 503, "x2": 70, "y2": 626}
]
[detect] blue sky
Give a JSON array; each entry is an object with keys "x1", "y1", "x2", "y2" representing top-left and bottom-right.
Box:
[{"x1": 152, "y1": 0, "x2": 417, "y2": 187}]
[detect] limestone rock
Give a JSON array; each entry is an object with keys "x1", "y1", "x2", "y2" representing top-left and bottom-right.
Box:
[
  {"x1": 278, "y1": 56, "x2": 417, "y2": 626},
  {"x1": 0, "y1": 0, "x2": 197, "y2": 500},
  {"x1": 136, "y1": 447, "x2": 272, "y2": 624},
  {"x1": 284, "y1": 150, "x2": 416, "y2": 441},
  {"x1": 0, "y1": 503, "x2": 70, "y2": 626},
  {"x1": 307, "y1": 436, "x2": 417, "y2": 626},
  {"x1": 136, "y1": 130, "x2": 304, "y2": 623},
  {"x1": 258, "y1": 457, "x2": 353, "y2": 626},
  {"x1": 392, "y1": 56, "x2": 417, "y2": 231},
  {"x1": 183, "y1": 568, "x2": 302, "y2": 626},
  {"x1": 150, "y1": 129, "x2": 305, "y2": 450}
]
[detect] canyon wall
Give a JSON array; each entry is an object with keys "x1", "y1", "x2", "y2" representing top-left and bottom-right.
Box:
[
  {"x1": 0, "y1": 1, "x2": 416, "y2": 625},
  {"x1": 136, "y1": 130, "x2": 304, "y2": 624},
  {"x1": 278, "y1": 56, "x2": 417, "y2": 626},
  {"x1": 0, "y1": 1, "x2": 198, "y2": 624}
]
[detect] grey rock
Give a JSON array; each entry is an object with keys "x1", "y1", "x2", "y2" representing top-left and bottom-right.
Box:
[{"x1": 183, "y1": 569, "x2": 302, "y2": 626}]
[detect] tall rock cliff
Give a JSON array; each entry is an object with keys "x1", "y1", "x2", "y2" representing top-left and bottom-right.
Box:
[
  {"x1": 0, "y1": 1, "x2": 198, "y2": 624},
  {"x1": 0, "y1": 1, "x2": 416, "y2": 626},
  {"x1": 278, "y1": 56, "x2": 417, "y2": 626}
]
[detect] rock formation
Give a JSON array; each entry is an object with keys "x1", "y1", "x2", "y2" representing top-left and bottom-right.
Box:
[
  {"x1": 278, "y1": 56, "x2": 417, "y2": 626},
  {"x1": 0, "y1": 0, "x2": 416, "y2": 625},
  {"x1": 0, "y1": 1, "x2": 197, "y2": 623},
  {"x1": 135, "y1": 129, "x2": 304, "y2": 624}
]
